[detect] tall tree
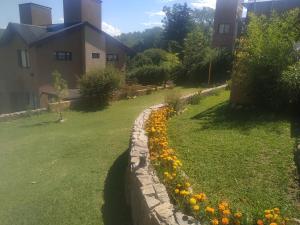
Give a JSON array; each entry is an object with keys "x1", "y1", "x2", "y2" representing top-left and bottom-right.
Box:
[
  {"x1": 162, "y1": 3, "x2": 194, "y2": 57},
  {"x1": 117, "y1": 27, "x2": 164, "y2": 52},
  {"x1": 192, "y1": 7, "x2": 215, "y2": 35}
]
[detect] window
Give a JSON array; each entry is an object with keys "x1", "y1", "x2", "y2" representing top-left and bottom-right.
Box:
[
  {"x1": 92, "y1": 53, "x2": 100, "y2": 59},
  {"x1": 17, "y1": 50, "x2": 30, "y2": 68},
  {"x1": 218, "y1": 24, "x2": 230, "y2": 34},
  {"x1": 54, "y1": 51, "x2": 72, "y2": 61},
  {"x1": 107, "y1": 54, "x2": 118, "y2": 62}
]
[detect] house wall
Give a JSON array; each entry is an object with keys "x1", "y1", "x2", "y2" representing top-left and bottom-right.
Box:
[
  {"x1": 35, "y1": 28, "x2": 84, "y2": 90},
  {"x1": 212, "y1": 0, "x2": 242, "y2": 50},
  {"x1": 105, "y1": 36, "x2": 128, "y2": 71},
  {"x1": 0, "y1": 34, "x2": 39, "y2": 113},
  {"x1": 84, "y1": 25, "x2": 106, "y2": 73}
]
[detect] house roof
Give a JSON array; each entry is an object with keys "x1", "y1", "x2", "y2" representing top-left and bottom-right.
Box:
[{"x1": 0, "y1": 22, "x2": 134, "y2": 54}]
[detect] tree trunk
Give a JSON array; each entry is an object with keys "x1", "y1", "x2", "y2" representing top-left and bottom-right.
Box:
[{"x1": 208, "y1": 61, "x2": 212, "y2": 85}]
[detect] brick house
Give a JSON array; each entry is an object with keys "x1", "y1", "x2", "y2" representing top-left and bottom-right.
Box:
[{"x1": 0, "y1": 0, "x2": 133, "y2": 113}]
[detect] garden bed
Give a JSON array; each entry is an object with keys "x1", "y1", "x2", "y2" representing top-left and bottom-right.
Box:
[{"x1": 165, "y1": 90, "x2": 300, "y2": 223}]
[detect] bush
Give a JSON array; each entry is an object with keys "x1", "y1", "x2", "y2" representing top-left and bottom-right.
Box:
[
  {"x1": 189, "y1": 92, "x2": 203, "y2": 105},
  {"x1": 279, "y1": 62, "x2": 300, "y2": 108},
  {"x1": 165, "y1": 91, "x2": 186, "y2": 113},
  {"x1": 129, "y1": 65, "x2": 170, "y2": 86},
  {"x1": 79, "y1": 67, "x2": 122, "y2": 107},
  {"x1": 232, "y1": 9, "x2": 300, "y2": 109},
  {"x1": 127, "y1": 48, "x2": 180, "y2": 84}
]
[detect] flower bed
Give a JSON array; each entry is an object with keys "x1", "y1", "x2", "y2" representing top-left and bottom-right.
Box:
[{"x1": 146, "y1": 106, "x2": 292, "y2": 225}]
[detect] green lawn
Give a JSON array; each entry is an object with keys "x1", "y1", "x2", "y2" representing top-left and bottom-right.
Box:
[
  {"x1": 168, "y1": 90, "x2": 300, "y2": 219},
  {"x1": 0, "y1": 87, "x2": 199, "y2": 225}
]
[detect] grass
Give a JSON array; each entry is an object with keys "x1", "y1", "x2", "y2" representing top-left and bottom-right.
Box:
[
  {"x1": 168, "y1": 90, "x2": 300, "y2": 219},
  {"x1": 0, "y1": 87, "x2": 199, "y2": 225}
]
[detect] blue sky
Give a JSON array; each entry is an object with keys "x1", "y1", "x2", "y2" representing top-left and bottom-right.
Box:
[{"x1": 0, "y1": 0, "x2": 217, "y2": 35}]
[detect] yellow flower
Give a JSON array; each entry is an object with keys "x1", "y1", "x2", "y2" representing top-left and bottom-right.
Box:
[
  {"x1": 257, "y1": 220, "x2": 264, "y2": 225},
  {"x1": 185, "y1": 182, "x2": 191, "y2": 188},
  {"x1": 234, "y1": 212, "x2": 242, "y2": 219},
  {"x1": 189, "y1": 198, "x2": 197, "y2": 205},
  {"x1": 273, "y1": 208, "x2": 280, "y2": 214},
  {"x1": 151, "y1": 127, "x2": 156, "y2": 132},
  {"x1": 265, "y1": 214, "x2": 273, "y2": 220},
  {"x1": 219, "y1": 204, "x2": 226, "y2": 211},
  {"x1": 264, "y1": 210, "x2": 271, "y2": 214},
  {"x1": 270, "y1": 223, "x2": 277, "y2": 225},
  {"x1": 175, "y1": 189, "x2": 179, "y2": 194},
  {"x1": 223, "y1": 210, "x2": 231, "y2": 216},
  {"x1": 205, "y1": 207, "x2": 215, "y2": 214},
  {"x1": 212, "y1": 219, "x2": 219, "y2": 225},
  {"x1": 193, "y1": 205, "x2": 200, "y2": 211},
  {"x1": 221, "y1": 218, "x2": 229, "y2": 225}
]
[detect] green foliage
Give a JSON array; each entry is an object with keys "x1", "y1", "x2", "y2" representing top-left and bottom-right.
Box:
[
  {"x1": 53, "y1": 70, "x2": 68, "y2": 101},
  {"x1": 52, "y1": 70, "x2": 68, "y2": 121},
  {"x1": 232, "y1": 9, "x2": 300, "y2": 108},
  {"x1": 79, "y1": 67, "x2": 122, "y2": 107},
  {"x1": 182, "y1": 28, "x2": 232, "y2": 83},
  {"x1": 163, "y1": 3, "x2": 195, "y2": 57},
  {"x1": 192, "y1": 7, "x2": 215, "y2": 35},
  {"x1": 117, "y1": 27, "x2": 165, "y2": 52},
  {"x1": 279, "y1": 62, "x2": 300, "y2": 107},
  {"x1": 129, "y1": 65, "x2": 170, "y2": 85},
  {"x1": 128, "y1": 48, "x2": 180, "y2": 85},
  {"x1": 165, "y1": 90, "x2": 186, "y2": 113}
]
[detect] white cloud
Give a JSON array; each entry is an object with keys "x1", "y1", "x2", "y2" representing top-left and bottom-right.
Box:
[
  {"x1": 146, "y1": 11, "x2": 166, "y2": 17},
  {"x1": 102, "y1": 22, "x2": 122, "y2": 36},
  {"x1": 191, "y1": 0, "x2": 216, "y2": 9},
  {"x1": 141, "y1": 22, "x2": 163, "y2": 27}
]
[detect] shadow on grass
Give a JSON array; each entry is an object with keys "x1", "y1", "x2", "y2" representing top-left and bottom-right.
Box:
[
  {"x1": 192, "y1": 101, "x2": 300, "y2": 187},
  {"x1": 102, "y1": 149, "x2": 132, "y2": 225},
  {"x1": 191, "y1": 101, "x2": 289, "y2": 135}
]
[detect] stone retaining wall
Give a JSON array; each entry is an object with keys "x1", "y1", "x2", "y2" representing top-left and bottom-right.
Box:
[
  {"x1": 0, "y1": 108, "x2": 47, "y2": 121},
  {"x1": 127, "y1": 85, "x2": 227, "y2": 225}
]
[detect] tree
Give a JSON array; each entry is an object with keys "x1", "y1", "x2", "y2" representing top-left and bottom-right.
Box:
[
  {"x1": 183, "y1": 28, "x2": 209, "y2": 82},
  {"x1": 232, "y1": 9, "x2": 300, "y2": 108},
  {"x1": 192, "y1": 7, "x2": 215, "y2": 34},
  {"x1": 117, "y1": 27, "x2": 165, "y2": 52},
  {"x1": 52, "y1": 71, "x2": 68, "y2": 122},
  {"x1": 162, "y1": 3, "x2": 194, "y2": 58}
]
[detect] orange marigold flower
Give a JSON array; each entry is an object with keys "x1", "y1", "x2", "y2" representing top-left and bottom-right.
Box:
[
  {"x1": 205, "y1": 207, "x2": 215, "y2": 214},
  {"x1": 221, "y1": 218, "x2": 229, "y2": 225},
  {"x1": 270, "y1": 223, "x2": 277, "y2": 225},
  {"x1": 273, "y1": 208, "x2": 280, "y2": 214},
  {"x1": 219, "y1": 204, "x2": 226, "y2": 211},
  {"x1": 257, "y1": 220, "x2": 264, "y2": 225},
  {"x1": 212, "y1": 219, "x2": 219, "y2": 225},
  {"x1": 223, "y1": 210, "x2": 231, "y2": 216},
  {"x1": 265, "y1": 214, "x2": 273, "y2": 220},
  {"x1": 234, "y1": 212, "x2": 242, "y2": 219}
]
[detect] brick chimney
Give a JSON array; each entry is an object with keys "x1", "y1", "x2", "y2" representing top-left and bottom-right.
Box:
[
  {"x1": 19, "y1": 3, "x2": 52, "y2": 26},
  {"x1": 63, "y1": 0, "x2": 102, "y2": 30}
]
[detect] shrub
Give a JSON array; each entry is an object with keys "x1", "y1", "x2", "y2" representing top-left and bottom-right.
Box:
[
  {"x1": 189, "y1": 92, "x2": 203, "y2": 105},
  {"x1": 127, "y1": 48, "x2": 180, "y2": 84},
  {"x1": 129, "y1": 65, "x2": 170, "y2": 86},
  {"x1": 165, "y1": 91, "x2": 186, "y2": 113},
  {"x1": 79, "y1": 67, "x2": 122, "y2": 107},
  {"x1": 232, "y1": 9, "x2": 300, "y2": 109},
  {"x1": 279, "y1": 62, "x2": 300, "y2": 108}
]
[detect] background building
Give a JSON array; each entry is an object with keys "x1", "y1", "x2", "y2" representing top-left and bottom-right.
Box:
[{"x1": 0, "y1": 0, "x2": 133, "y2": 113}]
